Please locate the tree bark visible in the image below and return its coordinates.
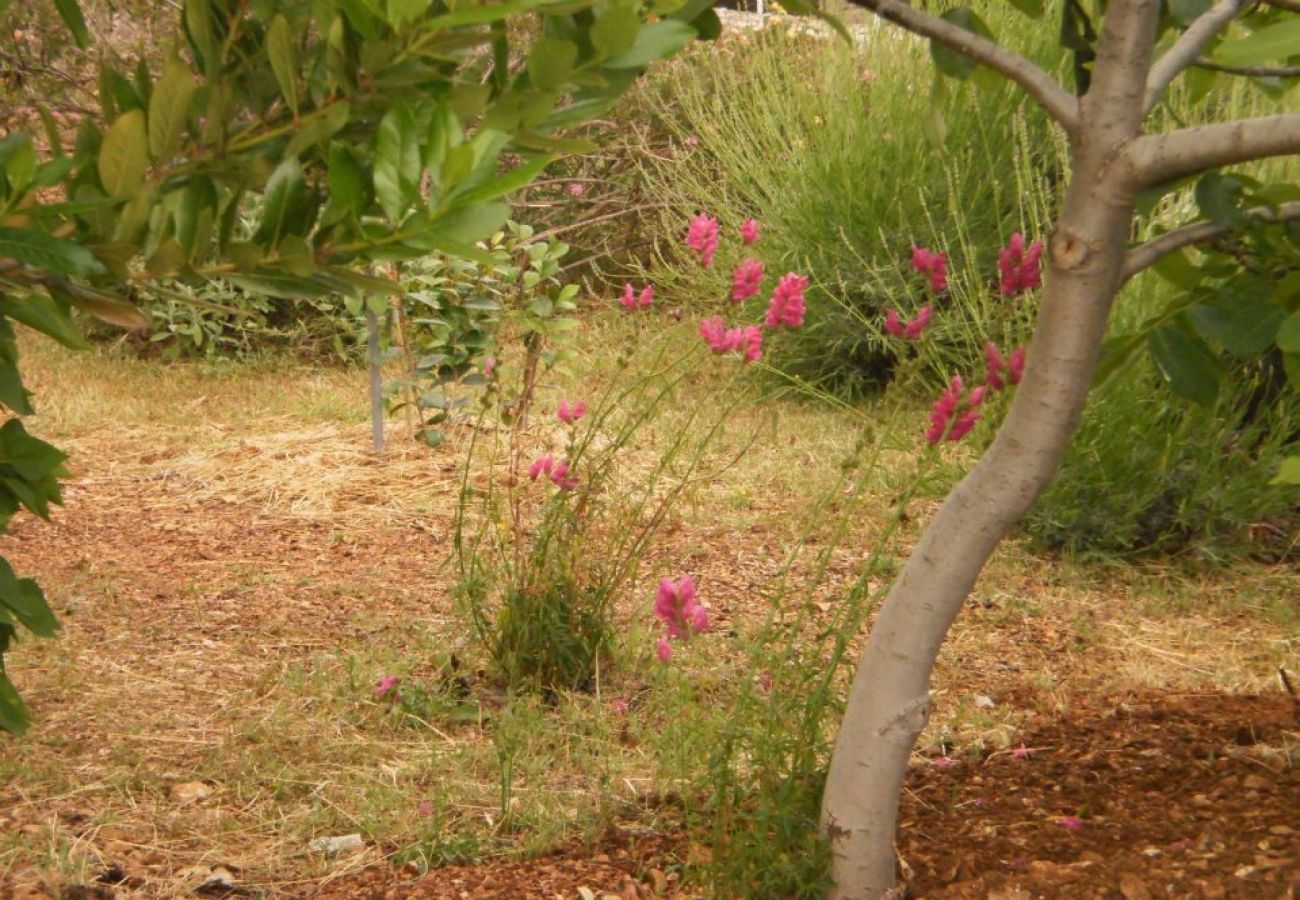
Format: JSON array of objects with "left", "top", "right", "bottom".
[{"left": 819, "top": 1, "right": 1162, "bottom": 895}]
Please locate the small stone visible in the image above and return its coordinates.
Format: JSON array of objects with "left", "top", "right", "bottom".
[
  {"left": 1119, "top": 873, "right": 1152, "bottom": 900},
  {"left": 169, "top": 781, "right": 210, "bottom": 804},
  {"left": 1234, "top": 865, "right": 1256, "bottom": 878},
  {"left": 974, "top": 694, "right": 995, "bottom": 709},
  {"left": 308, "top": 833, "right": 365, "bottom": 856}
]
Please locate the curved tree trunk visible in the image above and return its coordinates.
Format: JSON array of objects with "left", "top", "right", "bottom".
[{"left": 820, "top": 1, "right": 1162, "bottom": 895}]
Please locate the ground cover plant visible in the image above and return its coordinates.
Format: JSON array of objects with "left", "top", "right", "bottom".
[{"left": 1, "top": 0, "right": 1298, "bottom": 898}]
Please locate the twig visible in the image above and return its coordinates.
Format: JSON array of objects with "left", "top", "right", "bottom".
[
  {"left": 1120, "top": 200, "right": 1300, "bottom": 283},
  {"left": 1143, "top": 0, "right": 1247, "bottom": 114}
]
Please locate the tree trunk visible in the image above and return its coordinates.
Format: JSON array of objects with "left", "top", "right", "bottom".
[{"left": 820, "top": 2, "right": 1161, "bottom": 895}]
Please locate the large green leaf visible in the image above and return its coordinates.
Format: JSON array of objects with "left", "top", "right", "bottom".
[
  {"left": 254, "top": 157, "right": 306, "bottom": 247},
  {"left": 2, "top": 293, "right": 91, "bottom": 350},
  {"left": 1185, "top": 278, "right": 1285, "bottom": 357},
  {"left": 0, "top": 670, "right": 33, "bottom": 735},
  {"left": 52, "top": 0, "right": 90, "bottom": 48},
  {"left": 1215, "top": 17, "right": 1300, "bottom": 66},
  {"left": 0, "top": 228, "right": 106, "bottom": 277},
  {"left": 1277, "top": 312, "right": 1300, "bottom": 353},
  {"left": 591, "top": 0, "right": 640, "bottom": 58},
  {"left": 374, "top": 106, "right": 420, "bottom": 222},
  {"left": 267, "top": 15, "right": 300, "bottom": 118},
  {"left": 930, "top": 8, "right": 995, "bottom": 80},
  {"left": 1272, "top": 456, "right": 1300, "bottom": 486},
  {"left": 0, "top": 560, "right": 59, "bottom": 639},
  {"left": 452, "top": 155, "right": 555, "bottom": 207},
  {"left": 98, "top": 110, "right": 149, "bottom": 197},
  {"left": 1148, "top": 322, "right": 1223, "bottom": 407},
  {"left": 147, "top": 59, "right": 197, "bottom": 162},
  {"left": 528, "top": 37, "right": 578, "bottom": 91},
  {"left": 603, "top": 20, "right": 696, "bottom": 69}
]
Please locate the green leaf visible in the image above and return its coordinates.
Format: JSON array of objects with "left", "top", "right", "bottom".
[
  {"left": 147, "top": 59, "right": 197, "bottom": 162},
  {"left": 2, "top": 292, "right": 89, "bottom": 350},
  {"left": 603, "top": 20, "right": 696, "bottom": 69},
  {"left": 98, "top": 110, "right": 149, "bottom": 198},
  {"left": 591, "top": 1, "right": 641, "bottom": 58},
  {"left": 327, "top": 143, "right": 367, "bottom": 217},
  {"left": 0, "top": 559, "right": 59, "bottom": 638},
  {"left": 1277, "top": 311, "right": 1300, "bottom": 353},
  {"left": 387, "top": 0, "right": 432, "bottom": 27},
  {"left": 266, "top": 16, "right": 300, "bottom": 118},
  {"left": 453, "top": 155, "right": 554, "bottom": 207},
  {"left": 1184, "top": 278, "right": 1284, "bottom": 357},
  {"left": 54, "top": 286, "right": 149, "bottom": 330},
  {"left": 254, "top": 157, "right": 306, "bottom": 247},
  {"left": 422, "top": 0, "right": 551, "bottom": 30},
  {"left": 0, "top": 671, "right": 33, "bottom": 735},
  {"left": 0, "top": 228, "right": 106, "bottom": 277},
  {"left": 528, "top": 37, "right": 578, "bottom": 91},
  {"left": 1215, "top": 17, "right": 1300, "bottom": 67},
  {"left": 930, "top": 8, "right": 994, "bottom": 80},
  {"left": 374, "top": 105, "right": 420, "bottom": 223},
  {"left": 52, "top": 0, "right": 90, "bottom": 48},
  {"left": 1148, "top": 322, "right": 1222, "bottom": 407},
  {"left": 2, "top": 136, "right": 37, "bottom": 193},
  {"left": 1004, "top": 0, "right": 1044, "bottom": 18},
  {"left": 925, "top": 78, "right": 949, "bottom": 146},
  {"left": 1270, "top": 456, "right": 1300, "bottom": 486},
  {"left": 1195, "top": 171, "right": 1245, "bottom": 225}
]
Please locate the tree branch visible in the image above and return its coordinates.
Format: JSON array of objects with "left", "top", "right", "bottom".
[
  {"left": 1194, "top": 57, "right": 1300, "bottom": 78},
  {"left": 1121, "top": 200, "right": 1300, "bottom": 283},
  {"left": 842, "top": 0, "right": 1079, "bottom": 131},
  {"left": 1143, "top": 0, "right": 1247, "bottom": 115},
  {"left": 1123, "top": 114, "right": 1300, "bottom": 188},
  {"left": 1265, "top": 0, "right": 1300, "bottom": 12}
]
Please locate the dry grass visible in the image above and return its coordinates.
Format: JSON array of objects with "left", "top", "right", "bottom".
[{"left": 1, "top": 318, "right": 1296, "bottom": 897}]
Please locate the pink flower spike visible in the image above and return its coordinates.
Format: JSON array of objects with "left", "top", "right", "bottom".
[
  {"left": 690, "top": 603, "right": 710, "bottom": 634},
  {"left": 700, "top": 316, "right": 730, "bottom": 353},
  {"left": 998, "top": 233, "right": 1045, "bottom": 296},
  {"left": 557, "top": 399, "right": 587, "bottom": 425},
  {"left": 731, "top": 258, "right": 765, "bottom": 302},
  {"left": 620, "top": 282, "right": 637, "bottom": 311},
  {"left": 947, "top": 409, "right": 982, "bottom": 442},
  {"left": 1007, "top": 347, "right": 1026, "bottom": 384},
  {"left": 686, "top": 213, "right": 720, "bottom": 267},
  {"left": 741, "top": 324, "right": 763, "bottom": 364},
  {"left": 1057, "top": 815, "right": 1084, "bottom": 830},
  {"left": 985, "top": 341, "right": 1006, "bottom": 391},
  {"left": 967, "top": 385, "right": 986, "bottom": 407},
  {"left": 884, "top": 308, "right": 905, "bottom": 338},
  {"left": 375, "top": 675, "right": 400, "bottom": 700},
  {"left": 656, "top": 638, "right": 673, "bottom": 663},
  {"left": 925, "top": 376, "right": 965, "bottom": 445},
  {"left": 638, "top": 284, "right": 654, "bottom": 308},
  {"left": 549, "top": 461, "right": 578, "bottom": 491},
  {"left": 764, "top": 273, "right": 809, "bottom": 329},
  {"left": 528, "top": 454, "right": 555, "bottom": 481},
  {"left": 904, "top": 305, "right": 933, "bottom": 339},
  {"left": 741, "top": 218, "right": 760, "bottom": 245},
  {"left": 911, "top": 246, "right": 948, "bottom": 293}
]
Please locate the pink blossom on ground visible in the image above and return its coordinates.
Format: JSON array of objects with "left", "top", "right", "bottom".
[
  {"left": 998, "top": 233, "right": 1045, "bottom": 296},
  {"left": 638, "top": 284, "right": 654, "bottom": 308},
  {"left": 1057, "top": 815, "right": 1084, "bottom": 829},
  {"left": 528, "top": 454, "right": 555, "bottom": 480},
  {"left": 654, "top": 576, "right": 699, "bottom": 638},
  {"left": 764, "top": 273, "right": 809, "bottom": 328},
  {"left": 731, "top": 258, "right": 765, "bottom": 302},
  {"left": 549, "top": 461, "right": 578, "bottom": 491},
  {"left": 375, "top": 676, "right": 400, "bottom": 700},
  {"left": 1012, "top": 744, "right": 1031, "bottom": 760},
  {"left": 557, "top": 399, "right": 587, "bottom": 424},
  {"left": 910, "top": 246, "right": 948, "bottom": 293},
  {"left": 932, "top": 755, "right": 956, "bottom": 768},
  {"left": 656, "top": 638, "right": 673, "bottom": 663},
  {"left": 741, "top": 324, "right": 763, "bottom": 364},
  {"left": 686, "top": 213, "right": 720, "bottom": 267},
  {"left": 741, "top": 218, "right": 761, "bottom": 245},
  {"left": 1007, "top": 346, "right": 1026, "bottom": 384},
  {"left": 619, "top": 282, "right": 638, "bottom": 311},
  {"left": 903, "top": 305, "right": 932, "bottom": 339},
  {"left": 418, "top": 799, "right": 434, "bottom": 817},
  {"left": 483, "top": 356, "right": 496, "bottom": 378},
  {"left": 567, "top": 182, "right": 585, "bottom": 197},
  {"left": 610, "top": 698, "right": 630, "bottom": 714}
]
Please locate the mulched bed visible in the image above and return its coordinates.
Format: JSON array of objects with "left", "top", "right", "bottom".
[{"left": 296, "top": 691, "right": 1297, "bottom": 899}]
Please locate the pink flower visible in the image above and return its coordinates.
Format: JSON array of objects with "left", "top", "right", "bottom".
[
  {"left": 967, "top": 385, "right": 986, "bottom": 407},
  {"left": 1007, "top": 347, "right": 1026, "bottom": 385},
  {"left": 620, "top": 282, "right": 638, "bottom": 311},
  {"left": 904, "top": 305, "right": 932, "bottom": 339},
  {"left": 483, "top": 356, "right": 496, "bottom": 378},
  {"left": 947, "top": 409, "right": 982, "bottom": 442},
  {"left": 925, "top": 375, "right": 984, "bottom": 444},
  {"left": 375, "top": 675, "right": 400, "bottom": 700},
  {"left": 549, "top": 460, "right": 578, "bottom": 491},
  {"left": 654, "top": 575, "right": 709, "bottom": 640},
  {"left": 686, "top": 213, "right": 720, "bottom": 267},
  {"left": 528, "top": 454, "right": 555, "bottom": 480},
  {"left": 741, "top": 218, "right": 760, "bottom": 245},
  {"left": 985, "top": 341, "right": 1006, "bottom": 391},
  {"left": 610, "top": 698, "right": 630, "bottom": 714},
  {"left": 731, "top": 258, "right": 765, "bottom": 302},
  {"left": 1057, "top": 815, "right": 1084, "bottom": 830},
  {"left": 764, "top": 273, "right": 809, "bottom": 328},
  {"left": 418, "top": 799, "right": 434, "bottom": 816},
  {"left": 884, "top": 308, "right": 905, "bottom": 338},
  {"left": 638, "top": 284, "right": 654, "bottom": 308},
  {"left": 567, "top": 182, "right": 585, "bottom": 197},
  {"left": 998, "top": 233, "right": 1044, "bottom": 296},
  {"left": 1012, "top": 744, "right": 1031, "bottom": 760},
  {"left": 741, "top": 324, "right": 763, "bottom": 364},
  {"left": 700, "top": 315, "right": 731, "bottom": 352},
  {"left": 557, "top": 399, "right": 586, "bottom": 425},
  {"left": 656, "top": 638, "right": 673, "bottom": 663},
  {"left": 932, "top": 755, "right": 956, "bottom": 768},
  {"left": 910, "top": 246, "right": 948, "bottom": 293}
]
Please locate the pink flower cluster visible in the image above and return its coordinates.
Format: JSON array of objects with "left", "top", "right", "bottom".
[
  {"left": 926, "top": 375, "right": 985, "bottom": 444},
  {"left": 998, "top": 233, "right": 1044, "bottom": 296},
  {"left": 653, "top": 575, "right": 710, "bottom": 662},
  {"left": 731, "top": 258, "right": 764, "bottom": 302},
  {"left": 528, "top": 454, "right": 578, "bottom": 491},
  {"left": 764, "top": 273, "right": 808, "bottom": 329},
  {"left": 620, "top": 282, "right": 654, "bottom": 311},
  {"left": 984, "top": 341, "right": 1025, "bottom": 391},
  {"left": 884, "top": 305, "right": 932, "bottom": 340},
  {"left": 911, "top": 246, "right": 948, "bottom": 293},
  {"left": 741, "top": 218, "right": 760, "bottom": 245},
  {"left": 557, "top": 399, "right": 586, "bottom": 424},
  {"left": 700, "top": 316, "right": 764, "bottom": 363},
  {"left": 686, "top": 213, "right": 720, "bottom": 267},
  {"left": 375, "top": 675, "right": 400, "bottom": 701}
]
